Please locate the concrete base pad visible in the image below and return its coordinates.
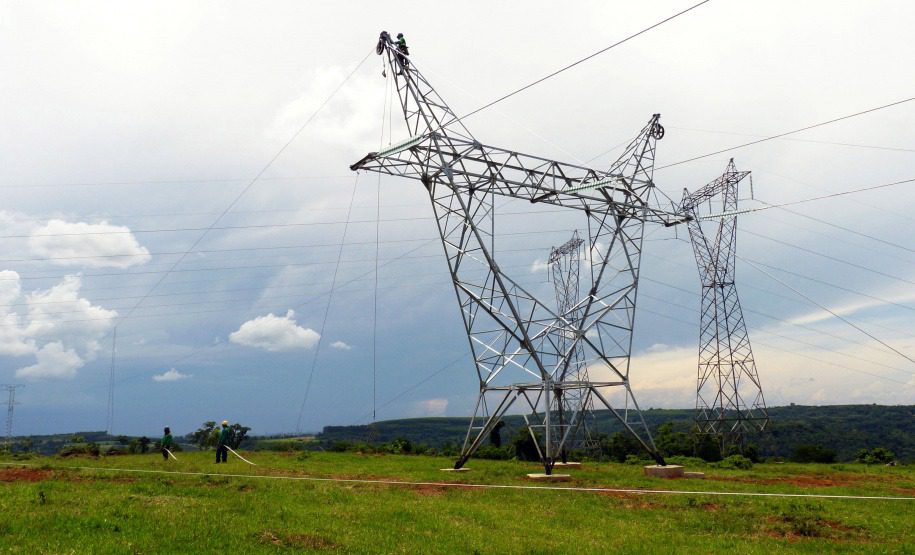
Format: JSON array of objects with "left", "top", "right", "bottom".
[
  {"left": 552, "top": 461, "right": 582, "bottom": 468},
  {"left": 643, "top": 464, "right": 685, "bottom": 478},
  {"left": 440, "top": 468, "right": 470, "bottom": 472},
  {"left": 526, "top": 473, "right": 571, "bottom": 481},
  {"left": 684, "top": 471, "right": 706, "bottom": 479}
]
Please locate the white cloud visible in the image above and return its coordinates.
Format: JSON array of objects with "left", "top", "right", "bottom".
[
  {"left": 0, "top": 273, "right": 117, "bottom": 379},
  {"left": 153, "top": 368, "right": 191, "bottom": 382},
  {"left": 414, "top": 398, "right": 448, "bottom": 417},
  {"left": 29, "top": 219, "right": 151, "bottom": 268},
  {"left": 229, "top": 309, "right": 320, "bottom": 352},
  {"left": 330, "top": 340, "right": 352, "bottom": 351},
  {"left": 15, "top": 341, "right": 83, "bottom": 379}
]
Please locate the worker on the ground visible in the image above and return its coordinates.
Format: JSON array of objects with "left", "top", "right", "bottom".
[
  {"left": 161, "top": 426, "right": 173, "bottom": 460},
  {"left": 215, "top": 420, "right": 229, "bottom": 463},
  {"left": 395, "top": 33, "right": 409, "bottom": 68}
]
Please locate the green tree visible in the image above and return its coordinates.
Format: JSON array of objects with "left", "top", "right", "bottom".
[
  {"left": 510, "top": 427, "right": 540, "bottom": 461},
  {"left": 489, "top": 421, "right": 506, "bottom": 448},
  {"left": 192, "top": 421, "right": 218, "bottom": 450},
  {"left": 226, "top": 423, "right": 251, "bottom": 449},
  {"left": 138, "top": 437, "right": 151, "bottom": 454}
]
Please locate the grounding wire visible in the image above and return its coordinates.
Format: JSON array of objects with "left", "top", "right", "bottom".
[
  {"left": 454, "top": 0, "right": 712, "bottom": 123},
  {"left": 658, "top": 96, "right": 915, "bottom": 170}
]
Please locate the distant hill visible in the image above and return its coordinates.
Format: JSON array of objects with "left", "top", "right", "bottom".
[{"left": 318, "top": 404, "right": 915, "bottom": 462}]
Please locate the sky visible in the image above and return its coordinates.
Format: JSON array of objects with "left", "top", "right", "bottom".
[{"left": 1, "top": 1, "right": 914, "bottom": 437}]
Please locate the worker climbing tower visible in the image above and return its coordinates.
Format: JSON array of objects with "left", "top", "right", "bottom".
[
  {"left": 680, "top": 159, "right": 768, "bottom": 444},
  {"left": 352, "top": 31, "right": 685, "bottom": 473}
]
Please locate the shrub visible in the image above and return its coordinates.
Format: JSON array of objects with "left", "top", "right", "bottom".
[{"left": 713, "top": 454, "right": 753, "bottom": 470}]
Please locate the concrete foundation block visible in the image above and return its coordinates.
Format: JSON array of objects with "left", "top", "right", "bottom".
[
  {"left": 552, "top": 461, "right": 582, "bottom": 469},
  {"left": 643, "top": 464, "right": 685, "bottom": 478},
  {"left": 684, "top": 471, "right": 706, "bottom": 479},
  {"left": 440, "top": 467, "right": 470, "bottom": 472},
  {"left": 526, "top": 473, "right": 571, "bottom": 481}
]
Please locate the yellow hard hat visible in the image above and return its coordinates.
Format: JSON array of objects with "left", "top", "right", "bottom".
[{"left": 222, "top": 420, "right": 229, "bottom": 426}]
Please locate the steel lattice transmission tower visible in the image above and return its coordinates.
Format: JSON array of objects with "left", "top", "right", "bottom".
[
  {"left": 548, "top": 231, "right": 598, "bottom": 457},
  {"left": 3, "top": 384, "right": 23, "bottom": 448},
  {"left": 680, "top": 159, "right": 768, "bottom": 440},
  {"left": 352, "top": 32, "right": 685, "bottom": 473}
]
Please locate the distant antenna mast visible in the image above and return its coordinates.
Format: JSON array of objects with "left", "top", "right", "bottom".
[
  {"left": 680, "top": 159, "right": 768, "bottom": 443},
  {"left": 3, "top": 384, "right": 24, "bottom": 448},
  {"left": 106, "top": 326, "right": 117, "bottom": 434}
]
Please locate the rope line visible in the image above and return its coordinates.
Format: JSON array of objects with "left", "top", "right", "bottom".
[{"left": 0, "top": 462, "right": 910, "bottom": 502}]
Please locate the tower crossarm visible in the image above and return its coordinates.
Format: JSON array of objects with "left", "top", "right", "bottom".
[{"left": 351, "top": 132, "right": 684, "bottom": 225}]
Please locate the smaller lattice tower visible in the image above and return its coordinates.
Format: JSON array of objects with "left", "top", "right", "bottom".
[
  {"left": 548, "top": 231, "right": 598, "bottom": 456},
  {"left": 680, "top": 159, "right": 768, "bottom": 445}
]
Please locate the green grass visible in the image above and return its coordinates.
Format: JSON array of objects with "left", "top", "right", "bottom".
[{"left": 0, "top": 451, "right": 912, "bottom": 554}]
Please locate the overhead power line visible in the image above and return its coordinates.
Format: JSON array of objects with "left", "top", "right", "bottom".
[
  {"left": 659, "top": 96, "right": 915, "bottom": 169},
  {"left": 457, "top": 0, "right": 711, "bottom": 122},
  {"left": 698, "top": 176, "right": 915, "bottom": 221},
  {"left": 742, "top": 257, "right": 915, "bottom": 367}
]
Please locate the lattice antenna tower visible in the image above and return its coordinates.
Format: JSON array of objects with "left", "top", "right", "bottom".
[
  {"left": 3, "top": 384, "right": 23, "bottom": 448},
  {"left": 548, "top": 231, "right": 598, "bottom": 456},
  {"left": 680, "top": 159, "right": 768, "bottom": 444},
  {"left": 352, "top": 32, "right": 686, "bottom": 473}
]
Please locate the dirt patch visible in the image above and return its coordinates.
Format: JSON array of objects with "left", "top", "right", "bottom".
[
  {"left": 286, "top": 533, "right": 338, "bottom": 550},
  {"left": 0, "top": 468, "right": 52, "bottom": 482},
  {"left": 259, "top": 530, "right": 338, "bottom": 550},
  {"left": 892, "top": 487, "right": 915, "bottom": 495},
  {"left": 762, "top": 515, "right": 867, "bottom": 542},
  {"left": 411, "top": 484, "right": 448, "bottom": 496}
]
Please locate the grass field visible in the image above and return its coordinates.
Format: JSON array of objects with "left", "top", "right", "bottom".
[{"left": 1, "top": 451, "right": 913, "bottom": 554}]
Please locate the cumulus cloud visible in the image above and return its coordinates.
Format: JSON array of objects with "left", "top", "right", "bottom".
[
  {"left": 16, "top": 341, "right": 83, "bottom": 379},
  {"left": 330, "top": 340, "right": 352, "bottom": 351},
  {"left": 414, "top": 398, "right": 448, "bottom": 417},
  {"left": 29, "top": 219, "right": 151, "bottom": 268},
  {"left": 153, "top": 368, "right": 191, "bottom": 382},
  {"left": 229, "top": 309, "right": 320, "bottom": 352},
  {"left": 0, "top": 272, "right": 116, "bottom": 379}
]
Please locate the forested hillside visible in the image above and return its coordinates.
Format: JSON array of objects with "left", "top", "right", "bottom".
[{"left": 318, "top": 404, "right": 915, "bottom": 462}]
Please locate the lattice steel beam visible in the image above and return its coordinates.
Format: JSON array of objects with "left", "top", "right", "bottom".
[
  {"left": 352, "top": 31, "right": 686, "bottom": 472},
  {"left": 680, "top": 159, "right": 768, "bottom": 442}
]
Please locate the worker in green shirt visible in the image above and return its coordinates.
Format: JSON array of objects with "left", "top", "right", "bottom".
[
  {"left": 161, "top": 427, "right": 173, "bottom": 460},
  {"left": 395, "top": 33, "right": 409, "bottom": 69},
  {"left": 215, "top": 420, "right": 229, "bottom": 463}
]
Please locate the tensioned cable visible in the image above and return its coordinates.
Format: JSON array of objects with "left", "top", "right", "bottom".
[
  {"left": 697, "top": 176, "right": 915, "bottom": 221},
  {"left": 114, "top": 49, "right": 374, "bottom": 326},
  {"left": 455, "top": 0, "right": 711, "bottom": 122},
  {"left": 742, "top": 257, "right": 915, "bottom": 367},
  {"left": 1, "top": 462, "right": 912, "bottom": 502},
  {"left": 658, "top": 96, "right": 915, "bottom": 169},
  {"left": 637, "top": 304, "right": 914, "bottom": 387},
  {"left": 296, "top": 175, "right": 361, "bottom": 434},
  {"left": 668, "top": 125, "right": 915, "bottom": 154}
]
